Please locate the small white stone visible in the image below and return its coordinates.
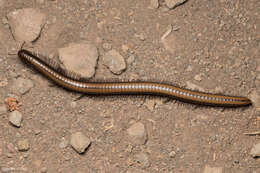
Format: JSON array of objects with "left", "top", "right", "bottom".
[
  {"left": 17, "top": 139, "right": 30, "bottom": 151},
  {"left": 58, "top": 42, "right": 98, "bottom": 79},
  {"left": 70, "top": 132, "right": 91, "bottom": 154},
  {"left": 7, "top": 8, "right": 46, "bottom": 42},
  {"left": 9, "top": 111, "right": 22, "bottom": 127},
  {"left": 103, "top": 49, "right": 126, "bottom": 75},
  {"left": 149, "top": 0, "right": 159, "bottom": 9},
  {"left": 165, "top": 0, "right": 188, "bottom": 9},
  {"left": 10, "top": 77, "right": 34, "bottom": 95},
  {"left": 127, "top": 122, "right": 147, "bottom": 145},
  {"left": 250, "top": 143, "right": 260, "bottom": 157}
]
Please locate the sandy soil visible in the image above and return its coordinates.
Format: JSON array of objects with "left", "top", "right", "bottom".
[{"left": 0, "top": 0, "right": 260, "bottom": 172}]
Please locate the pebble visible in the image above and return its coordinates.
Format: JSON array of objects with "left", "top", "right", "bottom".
[
  {"left": 10, "top": 77, "right": 34, "bottom": 95},
  {"left": 102, "top": 42, "right": 112, "bottom": 51},
  {"left": 203, "top": 165, "right": 223, "bottom": 173},
  {"left": 17, "top": 139, "right": 30, "bottom": 151},
  {"left": 250, "top": 143, "right": 260, "bottom": 157},
  {"left": 6, "top": 8, "right": 46, "bottom": 42},
  {"left": 135, "top": 153, "right": 150, "bottom": 168},
  {"left": 127, "top": 122, "right": 147, "bottom": 145},
  {"left": 194, "top": 74, "right": 202, "bottom": 81},
  {"left": 165, "top": 0, "right": 188, "bottom": 9},
  {"left": 127, "top": 54, "right": 136, "bottom": 65},
  {"left": 41, "top": 167, "right": 47, "bottom": 173},
  {"left": 169, "top": 150, "right": 177, "bottom": 158},
  {"left": 58, "top": 42, "right": 98, "bottom": 79},
  {"left": 9, "top": 110, "right": 22, "bottom": 127},
  {"left": 70, "top": 132, "right": 91, "bottom": 154},
  {"left": 149, "top": 0, "right": 159, "bottom": 9},
  {"left": 103, "top": 49, "right": 126, "bottom": 75},
  {"left": 0, "top": 105, "right": 7, "bottom": 115}
]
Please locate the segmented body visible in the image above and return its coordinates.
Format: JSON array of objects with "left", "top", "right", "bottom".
[{"left": 18, "top": 49, "right": 251, "bottom": 107}]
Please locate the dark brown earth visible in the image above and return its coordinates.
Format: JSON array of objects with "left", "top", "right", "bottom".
[{"left": 0, "top": 0, "right": 260, "bottom": 172}]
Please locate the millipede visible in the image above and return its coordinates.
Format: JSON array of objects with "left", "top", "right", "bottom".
[{"left": 18, "top": 49, "right": 252, "bottom": 107}]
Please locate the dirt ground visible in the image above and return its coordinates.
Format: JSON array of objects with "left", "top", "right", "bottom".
[{"left": 0, "top": 0, "right": 260, "bottom": 172}]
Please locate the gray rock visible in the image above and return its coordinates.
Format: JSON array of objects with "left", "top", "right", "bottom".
[
  {"left": 127, "top": 122, "right": 147, "bottom": 145},
  {"left": 70, "top": 132, "right": 91, "bottom": 154},
  {"left": 103, "top": 49, "right": 126, "bottom": 75},
  {"left": 17, "top": 139, "right": 30, "bottom": 151},
  {"left": 250, "top": 143, "right": 260, "bottom": 157},
  {"left": 150, "top": 0, "right": 159, "bottom": 9},
  {"left": 10, "top": 77, "right": 34, "bottom": 95},
  {"left": 135, "top": 153, "right": 150, "bottom": 168},
  {"left": 165, "top": 0, "right": 188, "bottom": 9},
  {"left": 7, "top": 8, "right": 46, "bottom": 42},
  {"left": 203, "top": 165, "right": 223, "bottom": 173},
  {"left": 0, "top": 105, "right": 7, "bottom": 115},
  {"left": 58, "top": 42, "right": 98, "bottom": 79},
  {"left": 9, "top": 110, "right": 22, "bottom": 127}
]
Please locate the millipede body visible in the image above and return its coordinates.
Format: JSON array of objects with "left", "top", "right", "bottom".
[{"left": 18, "top": 49, "right": 252, "bottom": 107}]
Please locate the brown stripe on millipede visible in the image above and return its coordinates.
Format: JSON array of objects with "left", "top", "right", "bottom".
[{"left": 18, "top": 49, "right": 252, "bottom": 107}]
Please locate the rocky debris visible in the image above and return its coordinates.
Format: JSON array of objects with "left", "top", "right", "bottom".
[
  {"left": 0, "top": 77, "right": 8, "bottom": 87},
  {"left": 194, "top": 74, "right": 202, "bottom": 81},
  {"left": 135, "top": 33, "right": 146, "bottom": 41},
  {"left": 103, "top": 49, "right": 126, "bottom": 75},
  {"left": 7, "top": 8, "right": 46, "bottom": 42},
  {"left": 10, "top": 77, "right": 34, "bottom": 95},
  {"left": 203, "top": 165, "right": 223, "bottom": 173},
  {"left": 165, "top": 0, "right": 188, "bottom": 9},
  {"left": 58, "top": 42, "right": 98, "bottom": 79},
  {"left": 0, "top": 105, "right": 7, "bottom": 115},
  {"left": 135, "top": 153, "right": 150, "bottom": 168},
  {"left": 249, "top": 90, "right": 260, "bottom": 110},
  {"left": 127, "top": 54, "right": 136, "bottom": 65},
  {"left": 102, "top": 42, "right": 112, "bottom": 51},
  {"left": 250, "top": 143, "right": 260, "bottom": 157},
  {"left": 17, "top": 139, "right": 30, "bottom": 151},
  {"left": 70, "top": 132, "right": 91, "bottom": 154},
  {"left": 127, "top": 122, "right": 147, "bottom": 145},
  {"left": 169, "top": 150, "right": 177, "bottom": 158},
  {"left": 149, "top": 0, "right": 159, "bottom": 9},
  {"left": 40, "top": 167, "right": 47, "bottom": 173},
  {"left": 9, "top": 110, "right": 22, "bottom": 127}
]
